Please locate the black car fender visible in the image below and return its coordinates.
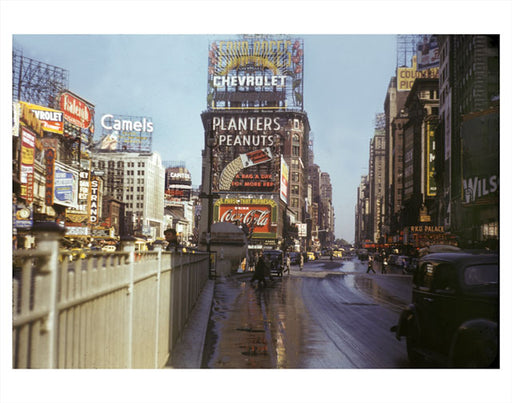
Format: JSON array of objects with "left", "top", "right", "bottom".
[
  {"left": 392, "top": 304, "right": 419, "bottom": 340},
  {"left": 449, "top": 319, "right": 498, "bottom": 367}
]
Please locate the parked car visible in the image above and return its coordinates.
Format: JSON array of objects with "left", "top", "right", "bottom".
[{"left": 391, "top": 252, "right": 499, "bottom": 367}]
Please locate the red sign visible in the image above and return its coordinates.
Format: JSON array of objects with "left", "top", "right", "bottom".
[
  {"left": 59, "top": 92, "right": 92, "bottom": 129},
  {"left": 218, "top": 204, "right": 274, "bottom": 234}
]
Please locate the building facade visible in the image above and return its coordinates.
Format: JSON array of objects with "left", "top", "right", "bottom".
[
  {"left": 199, "top": 36, "right": 312, "bottom": 252},
  {"left": 92, "top": 151, "right": 165, "bottom": 240}
]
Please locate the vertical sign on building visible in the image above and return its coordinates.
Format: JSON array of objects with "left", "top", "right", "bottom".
[
  {"left": 45, "top": 148, "right": 56, "bottom": 205},
  {"left": 89, "top": 176, "right": 99, "bottom": 224},
  {"left": 20, "top": 127, "right": 35, "bottom": 202},
  {"left": 280, "top": 155, "right": 289, "bottom": 204},
  {"left": 427, "top": 121, "right": 436, "bottom": 196}
]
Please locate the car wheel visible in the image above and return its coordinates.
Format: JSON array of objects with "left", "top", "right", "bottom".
[
  {"left": 406, "top": 320, "right": 424, "bottom": 364},
  {"left": 451, "top": 336, "right": 498, "bottom": 368}
]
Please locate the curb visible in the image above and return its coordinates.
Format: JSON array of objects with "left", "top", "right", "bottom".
[{"left": 165, "top": 279, "right": 215, "bottom": 368}]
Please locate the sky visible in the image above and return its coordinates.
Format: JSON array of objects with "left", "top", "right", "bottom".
[
  {"left": 2, "top": 2, "right": 512, "bottom": 403},
  {"left": 10, "top": 34, "right": 396, "bottom": 242}
]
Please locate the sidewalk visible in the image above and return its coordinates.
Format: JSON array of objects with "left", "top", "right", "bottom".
[{"left": 165, "top": 279, "right": 215, "bottom": 368}]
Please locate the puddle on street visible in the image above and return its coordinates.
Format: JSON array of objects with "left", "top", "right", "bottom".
[
  {"left": 204, "top": 276, "right": 322, "bottom": 369},
  {"left": 353, "top": 275, "right": 408, "bottom": 310}
]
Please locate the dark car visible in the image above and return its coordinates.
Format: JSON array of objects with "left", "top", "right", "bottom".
[
  {"left": 288, "top": 251, "right": 301, "bottom": 265},
  {"left": 391, "top": 252, "right": 498, "bottom": 368},
  {"left": 357, "top": 249, "right": 369, "bottom": 260},
  {"left": 262, "top": 249, "right": 284, "bottom": 277}
]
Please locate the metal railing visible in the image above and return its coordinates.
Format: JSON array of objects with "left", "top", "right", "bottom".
[{"left": 12, "top": 227, "right": 210, "bottom": 369}]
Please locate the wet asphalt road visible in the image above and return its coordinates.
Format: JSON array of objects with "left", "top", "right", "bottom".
[{"left": 202, "top": 257, "right": 413, "bottom": 369}]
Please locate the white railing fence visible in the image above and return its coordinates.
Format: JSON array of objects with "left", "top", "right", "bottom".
[{"left": 12, "top": 226, "right": 210, "bottom": 369}]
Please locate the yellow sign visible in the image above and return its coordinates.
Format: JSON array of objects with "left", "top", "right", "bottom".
[{"left": 397, "top": 56, "right": 439, "bottom": 92}]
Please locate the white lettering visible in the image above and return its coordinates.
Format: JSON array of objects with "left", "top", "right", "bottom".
[
  {"left": 463, "top": 175, "right": 499, "bottom": 203},
  {"left": 101, "top": 114, "right": 154, "bottom": 133},
  {"left": 212, "top": 116, "right": 281, "bottom": 132},
  {"left": 212, "top": 75, "right": 287, "bottom": 88}
]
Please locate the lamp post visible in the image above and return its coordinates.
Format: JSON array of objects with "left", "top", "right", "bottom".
[{"left": 202, "top": 135, "right": 219, "bottom": 278}]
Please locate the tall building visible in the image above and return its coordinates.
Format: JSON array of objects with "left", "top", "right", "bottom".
[
  {"left": 438, "top": 35, "right": 499, "bottom": 245},
  {"left": 92, "top": 151, "right": 165, "bottom": 239},
  {"left": 354, "top": 175, "right": 370, "bottom": 247},
  {"left": 199, "top": 36, "right": 311, "bottom": 252},
  {"left": 401, "top": 78, "right": 439, "bottom": 245},
  {"left": 319, "top": 172, "right": 335, "bottom": 245},
  {"left": 369, "top": 113, "right": 386, "bottom": 243},
  {"left": 384, "top": 76, "right": 409, "bottom": 242}
]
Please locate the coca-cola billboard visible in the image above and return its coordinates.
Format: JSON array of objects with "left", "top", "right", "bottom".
[
  {"left": 215, "top": 198, "right": 277, "bottom": 237},
  {"left": 59, "top": 91, "right": 93, "bottom": 129}
]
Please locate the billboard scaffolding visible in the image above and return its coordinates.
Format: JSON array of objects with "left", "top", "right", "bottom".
[
  {"left": 396, "top": 35, "right": 424, "bottom": 68},
  {"left": 12, "top": 49, "right": 69, "bottom": 108}
]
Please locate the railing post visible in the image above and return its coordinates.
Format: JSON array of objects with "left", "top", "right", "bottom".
[
  {"left": 121, "top": 235, "right": 135, "bottom": 368},
  {"left": 32, "top": 222, "right": 65, "bottom": 369},
  {"left": 152, "top": 240, "right": 164, "bottom": 368}
]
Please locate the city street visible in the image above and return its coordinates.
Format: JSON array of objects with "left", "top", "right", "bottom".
[{"left": 202, "top": 256, "right": 413, "bottom": 369}]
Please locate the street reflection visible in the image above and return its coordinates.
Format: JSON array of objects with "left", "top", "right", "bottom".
[{"left": 204, "top": 259, "right": 410, "bottom": 368}]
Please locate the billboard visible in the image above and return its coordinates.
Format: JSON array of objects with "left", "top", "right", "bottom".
[
  {"left": 416, "top": 35, "right": 440, "bottom": 71},
  {"left": 98, "top": 114, "right": 153, "bottom": 152},
  {"left": 207, "top": 36, "right": 304, "bottom": 111},
  {"left": 214, "top": 198, "right": 278, "bottom": 238},
  {"left": 209, "top": 114, "right": 305, "bottom": 193},
  {"left": 165, "top": 167, "right": 192, "bottom": 201},
  {"left": 20, "top": 102, "right": 64, "bottom": 134},
  {"left": 59, "top": 91, "right": 95, "bottom": 154},
  {"left": 53, "top": 162, "right": 79, "bottom": 208},
  {"left": 60, "top": 91, "right": 93, "bottom": 129},
  {"left": 397, "top": 56, "right": 439, "bottom": 91}
]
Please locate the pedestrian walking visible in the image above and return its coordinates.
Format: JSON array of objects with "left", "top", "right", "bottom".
[
  {"left": 250, "top": 254, "right": 267, "bottom": 287},
  {"left": 299, "top": 253, "right": 304, "bottom": 271},
  {"left": 379, "top": 251, "right": 387, "bottom": 274},
  {"left": 366, "top": 254, "right": 376, "bottom": 273},
  {"left": 284, "top": 253, "right": 291, "bottom": 275}
]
